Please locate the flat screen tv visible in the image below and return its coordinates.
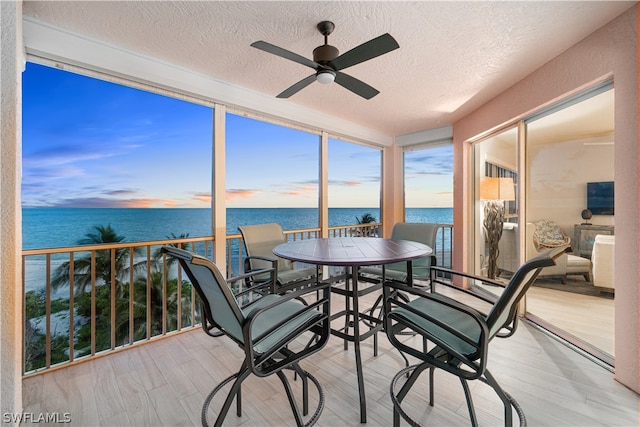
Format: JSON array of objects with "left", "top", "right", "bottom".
[{"left": 587, "top": 181, "right": 614, "bottom": 215}]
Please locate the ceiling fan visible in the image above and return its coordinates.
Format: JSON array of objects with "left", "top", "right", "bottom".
[{"left": 251, "top": 21, "right": 399, "bottom": 100}]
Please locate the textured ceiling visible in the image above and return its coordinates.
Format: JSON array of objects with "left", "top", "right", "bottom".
[{"left": 22, "top": 1, "right": 633, "bottom": 137}]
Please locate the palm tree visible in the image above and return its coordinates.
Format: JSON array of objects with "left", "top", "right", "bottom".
[
  {"left": 51, "top": 224, "right": 144, "bottom": 295},
  {"left": 356, "top": 213, "right": 378, "bottom": 237},
  {"left": 114, "top": 270, "right": 196, "bottom": 343},
  {"left": 151, "top": 233, "right": 191, "bottom": 266},
  {"left": 356, "top": 213, "right": 377, "bottom": 224}
]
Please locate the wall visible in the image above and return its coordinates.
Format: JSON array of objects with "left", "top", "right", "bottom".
[
  {"left": 0, "top": 0, "right": 24, "bottom": 418},
  {"left": 453, "top": 6, "right": 638, "bottom": 392},
  {"left": 527, "top": 134, "right": 615, "bottom": 235}
]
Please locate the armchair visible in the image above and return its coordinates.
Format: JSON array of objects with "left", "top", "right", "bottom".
[
  {"left": 498, "top": 222, "right": 590, "bottom": 283},
  {"left": 528, "top": 222, "right": 590, "bottom": 283},
  {"left": 161, "top": 246, "right": 330, "bottom": 427},
  {"left": 382, "top": 246, "right": 567, "bottom": 426},
  {"left": 239, "top": 223, "right": 319, "bottom": 293}
]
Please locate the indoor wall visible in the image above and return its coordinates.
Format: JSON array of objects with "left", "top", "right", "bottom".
[{"left": 526, "top": 133, "right": 614, "bottom": 233}]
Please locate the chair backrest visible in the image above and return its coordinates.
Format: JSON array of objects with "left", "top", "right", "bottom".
[
  {"left": 486, "top": 246, "right": 567, "bottom": 338},
  {"left": 161, "top": 246, "right": 244, "bottom": 342},
  {"left": 238, "top": 223, "right": 293, "bottom": 271},
  {"left": 389, "top": 222, "right": 439, "bottom": 278}
]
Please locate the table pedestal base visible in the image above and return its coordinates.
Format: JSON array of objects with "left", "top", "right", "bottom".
[{"left": 329, "top": 267, "right": 383, "bottom": 424}]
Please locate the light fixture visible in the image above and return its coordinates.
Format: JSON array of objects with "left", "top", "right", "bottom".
[
  {"left": 480, "top": 177, "right": 516, "bottom": 279},
  {"left": 316, "top": 70, "right": 336, "bottom": 85}
]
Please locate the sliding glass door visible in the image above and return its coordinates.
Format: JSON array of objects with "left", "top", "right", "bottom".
[
  {"left": 524, "top": 87, "right": 615, "bottom": 363},
  {"left": 469, "top": 83, "right": 615, "bottom": 364}
]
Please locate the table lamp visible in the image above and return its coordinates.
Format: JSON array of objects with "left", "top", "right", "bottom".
[{"left": 480, "top": 177, "right": 516, "bottom": 279}]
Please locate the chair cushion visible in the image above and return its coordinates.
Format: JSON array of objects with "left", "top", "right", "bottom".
[
  {"left": 359, "top": 266, "right": 408, "bottom": 282},
  {"left": 566, "top": 254, "right": 590, "bottom": 270},
  {"left": 533, "top": 219, "right": 569, "bottom": 248},
  {"left": 277, "top": 266, "right": 317, "bottom": 285},
  {"left": 241, "top": 295, "right": 322, "bottom": 355},
  {"left": 391, "top": 295, "right": 483, "bottom": 358}
]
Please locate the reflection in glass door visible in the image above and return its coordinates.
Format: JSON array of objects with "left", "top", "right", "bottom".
[{"left": 471, "top": 128, "right": 518, "bottom": 280}]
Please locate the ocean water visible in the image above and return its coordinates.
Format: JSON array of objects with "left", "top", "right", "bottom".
[
  {"left": 23, "top": 207, "right": 452, "bottom": 297},
  {"left": 23, "top": 207, "right": 453, "bottom": 250}
]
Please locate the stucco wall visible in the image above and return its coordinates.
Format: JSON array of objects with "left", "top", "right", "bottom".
[
  {"left": 453, "top": 6, "right": 638, "bottom": 392},
  {"left": 0, "top": 0, "right": 24, "bottom": 418}
]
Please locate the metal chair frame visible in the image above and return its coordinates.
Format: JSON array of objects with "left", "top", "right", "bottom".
[
  {"left": 162, "top": 246, "right": 330, "bottom": 427},
  {"left": 382, "top": 247, "right": 568, "bottom": 427}
]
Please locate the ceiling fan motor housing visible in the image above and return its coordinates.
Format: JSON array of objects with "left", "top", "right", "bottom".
[{"left": 313, "top": 44, "right": 339, "bottom": 65}]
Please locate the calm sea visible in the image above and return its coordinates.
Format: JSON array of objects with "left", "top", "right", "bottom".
[
  {"left": 22, "top": 207, "right": 452, "bottom": 250},
  {"left": 23, "top": 207, "right": 452, "bottom": 296}
]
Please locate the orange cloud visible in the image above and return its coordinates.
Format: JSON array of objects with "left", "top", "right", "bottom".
[
  {"left": 281, "top": 185, "right": 317, "bottom": 197},
  {"left": 117, "top": 198, "right": 176, "bottom": 208},
  {"left": 193, "top": 192, "right": 211, "bottom": 204},
  {"left": 226, "top": 189, "right": 260, "bottom": 201}
]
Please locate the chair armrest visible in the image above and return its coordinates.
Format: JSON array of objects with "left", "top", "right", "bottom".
[
  {"left": 383, "top": 281, "right": 489, "bottom": 379},
  {"left": 244, "top": 255, "right": 278, "bottom": 265},
  {"left": 430, "top": 266, "right": 503, "bottom": 306},
  {"left": 229, "top": 266, "right": 277, "bottom": 296},
  {"left": 384, "top": 280, "right": 489, "bottom": 323},
  {"left": 239, "top": 257, "right": 279, "bottom": 292},
  {"left": 242, "top": 282, "right": 331, "bottom": 375},
  {"left": 227, "top": 266, "right": 276, "bottom": 286}
]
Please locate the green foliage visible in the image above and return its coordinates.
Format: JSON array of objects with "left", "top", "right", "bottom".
[
  {"left": 25, "top": 289, "right": 69, "bottom": 318},
  {"left": 24, "top": 225, "right": 197, "bottom": 372},
  {"left": 23, "top": 290, "right": 72, "bottom": 371},
  {"left": 356, "top": 213, "right": 377, "bottom": 224}
]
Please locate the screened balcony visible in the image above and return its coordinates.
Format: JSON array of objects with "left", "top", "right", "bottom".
[{"left": 21, "top": 266, "right": 638, "bottom": 426}]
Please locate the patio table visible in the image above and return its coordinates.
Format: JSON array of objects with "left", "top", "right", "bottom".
[{"left": 273, "top": 237, "right": 432, "bottom": 423}]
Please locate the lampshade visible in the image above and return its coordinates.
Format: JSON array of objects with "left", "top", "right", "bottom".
[
  {"left": 316, "top": 70, "right": 336, "bottom": 85},
  {"left": 480, "top": 177, "right": 515, "bottom": 201}
]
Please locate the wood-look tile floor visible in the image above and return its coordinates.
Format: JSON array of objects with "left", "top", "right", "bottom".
[{"left": 22, "top": 288, "right": 638, "bottom": 426}]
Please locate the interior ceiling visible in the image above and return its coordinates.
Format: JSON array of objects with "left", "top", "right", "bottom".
[{"left": 22, "top": 1, "right": 632, "bottom": 138}]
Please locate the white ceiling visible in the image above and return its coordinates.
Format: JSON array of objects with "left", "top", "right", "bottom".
[{"left": 22, "top": 1, "right": 633, "bottom": 138}]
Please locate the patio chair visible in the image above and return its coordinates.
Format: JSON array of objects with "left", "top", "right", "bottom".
[
  {"left": 382, "top": 246, "right": 567, "bottom": 427},
  {"left": 359, "top": 223, "right": 439, "bottom": 351},
  {"left": 161, "top": 246, "right": 330, "bottom": 427},
  {"left": 239, "top": 223, "right": 319, "bottom": 293},
  {"left": 359, "top": 222, "right": 439, "bottom": 284}
]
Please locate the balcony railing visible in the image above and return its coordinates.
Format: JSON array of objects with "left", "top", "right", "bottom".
[{"left": 21, "top": 223, "right": 452, "bottom": 376}]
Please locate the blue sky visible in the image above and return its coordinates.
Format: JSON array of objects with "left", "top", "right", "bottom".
[{"left": 22, "top": 62, "right": 452, "bottom": 208}]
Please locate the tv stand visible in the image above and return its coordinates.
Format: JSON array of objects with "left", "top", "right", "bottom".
[{"left": 573, "top": 224, "right": 614, "bottom": 258}]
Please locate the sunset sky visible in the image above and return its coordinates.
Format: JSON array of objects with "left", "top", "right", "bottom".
[{"left": 22, "top": 62, "right": 452, "bottom": 208}]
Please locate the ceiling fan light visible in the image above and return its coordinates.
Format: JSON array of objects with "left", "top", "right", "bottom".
[{"left": 316, "top": 71, "right": 336, "bottom": 85}]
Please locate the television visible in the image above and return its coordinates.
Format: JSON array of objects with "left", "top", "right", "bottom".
[{"left": 587, "top": 181, "right": 614, "bottom": 215}]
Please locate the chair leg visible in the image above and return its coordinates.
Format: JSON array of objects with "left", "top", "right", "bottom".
[
  {"left": 291, "top": 363, "right": 309, "bottom": 415},
  {"left": 236, "top": 384, "right": 242, "bottom": 417},
  {"left": 390, "top": 363, "right": 432, "bottom": 427},
  {"left": 202, "top": 365, "right": 251, "bottom": 427},
  {"left": 482, "top": 369, "right": 524, "bottom": 427},
  {"left": 276, "top": 368, "right": 325, "bottom": 427},
  {"left": 374, "top": 331, "right": 378, "bottom": 357},
  {"left": 344, "top": 270, "right": 351, "bottom": 350},
  {"left": 429, "top": 366, "right": 435, "bottom": 406},
  {"left": 460, "top": 377, "right": 479, "bottom": 427}
]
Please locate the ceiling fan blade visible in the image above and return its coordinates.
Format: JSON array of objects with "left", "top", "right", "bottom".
[
  {"left": 330, "top": 33, "right": 399, "bottom": 71},
  {"left": 277, "top": 74, "right": 317, "bottom": 98},
  {"left": 251, "top": 41, "right": 320, "bottom": 70},
  {"left": 334, "top": 72, "right": 379, "bottom": 100}
]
